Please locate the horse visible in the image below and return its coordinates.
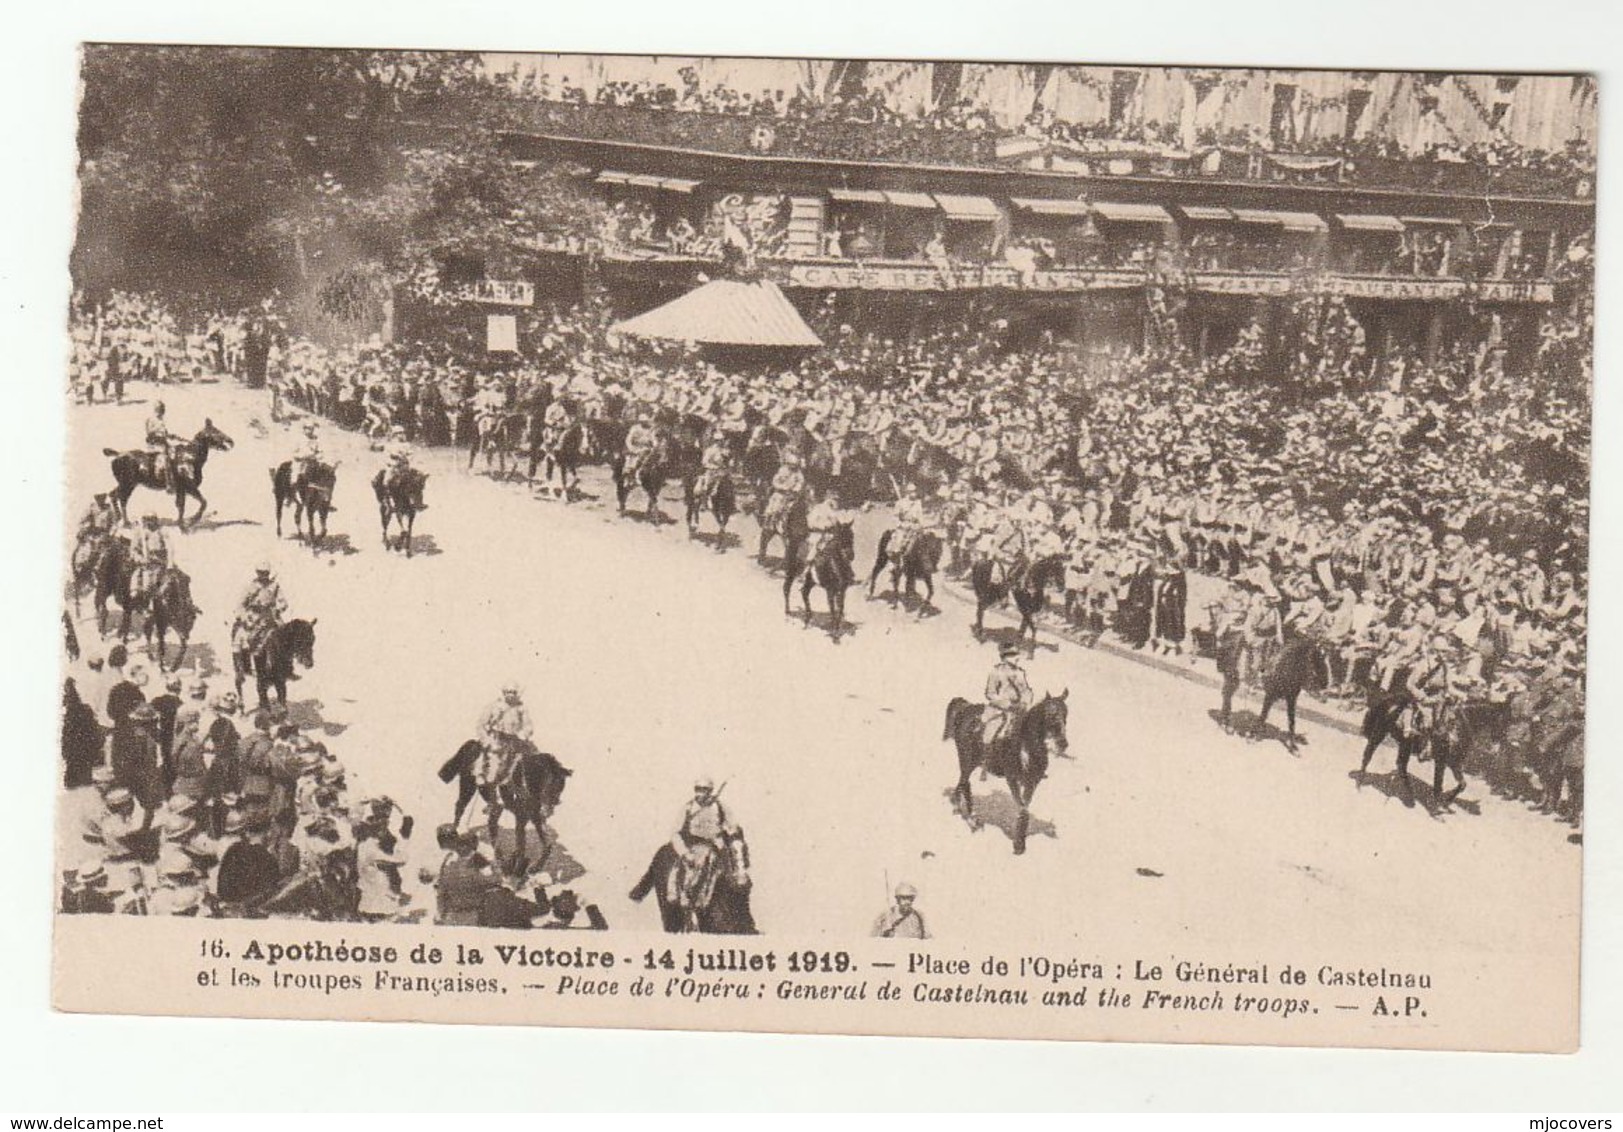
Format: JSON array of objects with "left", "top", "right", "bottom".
[
  {"left": 144, "top": 566, "right": 199, "bottom": 672},
  {"left": 969, "top": 554, "right": 1067, "bottom": 645},
  {"left": 469, "top": 410, "right": 527, "bottom": 478},
  {"left": 684, "top": 469, "right": 737, "bottom": 541},
  {"left": 1359, "top": 693, "right": 1468, "bottom": 811},
  {"left": 867, "top": 529, "right": 944, "bottom": 612},
  {"left": 104, "top": 420, "right": 234, "bottom": 529},
  {"left": 1219, "top": 634, "right": 1330, "bottom": 753},
  {"left": 757, "top": 492, "right": 808, "bottom": 565},
  {"left": 785, "top": 521, "right": 855, "bottom": 633},
  {"left": 740, "top": 432, "right": 784, "bottom": 511},
  {"left": 942, "top": 690, "right": 1069, "bottom": 855},
  {"left": 437, "top": 740, "right": 573, "bottom": 876},
  {"left": 68, "top": 529, "right": 114, "bottom": 616},
  {"left": 91, "top": 538, "right": 148, "bottom": 644},
  {"left": 232, "top": 618, "right": 317, "bottom": 710},
  {"left": 629, "top": 836, "right": 757, "bottom": 934},
  {"left": 371, "top": 466, "right": 428, "bottom": 556},
  {"left": 271, "top": 460, "right": 338, "bottom": 546},
  {"left": 616, "top": 434, "right": 682, "bottom": 521}
]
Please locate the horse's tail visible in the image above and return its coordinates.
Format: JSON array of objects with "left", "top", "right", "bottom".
[
  {"left": 102, "top": 448, "right": 122, "bottom": 458},
  {"left": 438, "top": 739, "right": 482, "bottom": 785},
  {"left": 969, "top": 558, "right": 993, "bottom": 596},
  {"left": 872, "top": 528, "right": 894, "bottom": 575},
  {"left": 943, "top": 696, "right": 971, "bottom": 741},
  {"left": 629, "top": 844, "right": 671, "bottom": 903}
]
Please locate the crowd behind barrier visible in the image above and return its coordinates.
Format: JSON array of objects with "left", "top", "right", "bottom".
[
  {"left": 67, "top": 285, "right": 1588, "bottom": 824},
  {"left": 460, "top": 78, "right": 1594, "bottom": 197}
]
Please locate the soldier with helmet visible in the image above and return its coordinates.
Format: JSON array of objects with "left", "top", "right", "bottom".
[
  {"left": 872, "top": 881, "right": 930, "bottom": 939},
  {"left": 232, "top": 561, "right": 287, "bottom": 658}
]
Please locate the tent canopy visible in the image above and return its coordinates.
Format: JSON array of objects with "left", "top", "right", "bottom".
[{"left": 611, "top": 280, "right": 823, "bottom": 349}]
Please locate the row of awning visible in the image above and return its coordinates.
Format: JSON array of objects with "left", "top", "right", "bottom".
[{"left": 593, "top": 169, "right": 1454, "bottom": 233}]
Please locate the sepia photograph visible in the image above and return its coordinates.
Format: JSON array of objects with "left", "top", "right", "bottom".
[{"left": 48, "top": 38, "right": 1595, "bottom": 1056}]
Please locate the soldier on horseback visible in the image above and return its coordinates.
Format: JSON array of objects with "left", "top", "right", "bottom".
[
  {"left": 983, "top": 641, "right": 1033, "bottom": 753},
  {"left": 129, "top": 513, "right": 170, "bottom": 597},
  {"left": 232, "top": 562, "right": 287, "bottom": 659},
  {"left": 474, "top": 681, "right": 533, "bottom": 795},
  {"left": 763, "top": 448, "right": 806, "bottom": 529},
  {"left": 894, "top": 482, "right": 928, "bottom": 563},
  {"left": 694, "top": 431, "right": 733, "bottom": 502},
  {"left": 805, "top": 491, "right": 847, "bottom": 559},
  {"left": 1402, "top": 633, "right": 1457, "bottom": 756},
  {"left": 623, "top": 411, "right": 660, "bottom": 485},
  {"left": 541, "top": 396, "right": 575, "bottom": 450},
  {"left": 293, "top": 421, "right": 335, "bottom": 509},
  {"left": 77, "top": 492, "right": 119, "bottom": 544},
  {"left": 382, "top": 425, "right": 425, "bottom": 510},
  {"left": 668, "top": 776, "right": 739, "bottom": 912},
  {"left": 145, "top": 400, "right": 179, "bottom": 488}
]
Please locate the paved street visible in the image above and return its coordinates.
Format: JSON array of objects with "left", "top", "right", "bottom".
[{"left": 63, "top": 380, "right": 1580, "bottom": 958}]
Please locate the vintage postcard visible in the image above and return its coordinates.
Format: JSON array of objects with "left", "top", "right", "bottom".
[{"left": 55, "top": 47, "right": 1592, "bottom": 1051}]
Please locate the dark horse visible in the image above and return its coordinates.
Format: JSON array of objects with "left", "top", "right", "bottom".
[
  {"left": 271, "top": 460, "right": 338, "bottom": 545},
  {"left": 1359, "top": 693, "right": 1468, "bottom": 811},
  {"left": 629, "top": 837, "right": 757, "bottom": 934},
  {"left": 92, "top": 543, "right": 199, "bottom": 671},
  {"left": 969, "top": 554, "right": 1067, "bottom": 645},
  {"left": 684, "top": 469, "right": 737, "bottom": 542},
  {"left": 372, "top": 467, "right": 428, "bottom": 556},
  {"left": 232, "top": 618, "right": 317, "bottom": 710},
  {"left": 785, "top": 521, "right": 855, "bottom": 635},
  {"left": 942, "top": 690, "right": 1070, "bottom": 855},
  {"left": 437, "top": 740, "right": 573, "bottom": 875},
  {"left": 469, "top": 410, "right": 528, "bottom": 478},
  {"left": 867, "top": 529, "right": 944, "bottom": 612},
  {"left": 104, "top": 420, "right": 234, "bottom": 528},
  {"left": 757, "top": 493, "right": 808, "bottom": 565},
  {"left": 1218, "top": 634, "right": 1330, "bottom": 753}
]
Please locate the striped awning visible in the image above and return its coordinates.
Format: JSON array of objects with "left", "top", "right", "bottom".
[
  {"left": 1179, "top": 205, "right": 1235, "bottom": 222},
  {"left": 1010, "top": 197, "right": 1092, "bottom": 217},
  {"left": 597, "top": 171, "right": 700, "bottom": 193},
  {"left": 1401, "top": 215, "right": 1464, "bottom": 227},
  {"left": 1091, "top": 201, "right": 1173, "bottom": 224},
  {"left": 1336, "top": 214, "right": 1405, "bottom": 232},
  {"left": 933, "top": 194, "right": 1001, "bottom": 222},
  {"left": 1231, "top": 208, "right": 1328, "bottom": 232},
  {"left": 659, "top": 177, "right": 702, "bottom": 194},
  {"left": 884, "top": 190, "right": 939, "bottom": 210},
  {"left": 596, "top": 170, "right": 633, "bottom": 186},
  {"left": 829, "top": 188, "right": 888, "bottom": 205},
  {"left": 611, "top": 280, "right": 822, "bottom": 349}
]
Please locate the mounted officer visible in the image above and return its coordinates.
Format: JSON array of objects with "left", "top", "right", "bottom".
[
  {"left": 474, "top": 681, "right": 533, "bottom": 793},
  {"left": 623, "top": 410, "right": 660, "bottom": 485},
  {"left": 893, "top": 481, "right": 928, "bottom": 563},
  {"left": 145, "top": 400, "right": 179, "bottom": 488},
  {"left": 695, "top": 430, "right": 733, "bottom": 502},
  {"left": 763, "top": 447, "right": 806, "bottom": 531},
  {"left": 129, "top": 512, "right": 170, "bottom": 597},
  {"left": 232, "top": 561, "right": 287, "bottom": 659},
  {"left": 668, "top": 775, "right": 740, "bottom": 912},
  {"left": 983, "top": 641, "right": 1033, "bottom": 755}
]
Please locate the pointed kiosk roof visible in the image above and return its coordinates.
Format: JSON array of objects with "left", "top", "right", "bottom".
[{"left": 611, "top": 279, "right": 822, "bottom": 349}]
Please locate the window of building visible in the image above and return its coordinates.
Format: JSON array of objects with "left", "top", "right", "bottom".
[
  {"left": 1271, "top": 83, "right": 1299, "bottom": 146},
  {"left": 1343, "top": 88, "right": 1372, "bottom": 141},
  {"left": 1109, "top": 70, "right": 1140, "bottom": 128}
]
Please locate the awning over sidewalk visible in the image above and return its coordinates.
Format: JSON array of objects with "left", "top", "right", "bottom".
[
  {"left": 1091, "top": 201, "right": 1174, "bottom": 224},
  {"left": 1336, "top": 213, "right": 1406, "bottom": 232},
  {"left": 933, "top": 193, "right": 1002, "bottom": 222},
  {"left": 1010, "top": 197, "right": 1092, "bottom": 217},
  {"left": 611, "top": 280, "right": 823, "bottom": 349},
  {"left": 1230, "top": 208, "right": 1329, "bottom": 232}
]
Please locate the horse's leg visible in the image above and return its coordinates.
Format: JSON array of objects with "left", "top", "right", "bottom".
[
  {"left": 1220, "top": 673, "right": 1238, "bottom": 730},
  {"left": 921, "top": 570, "right": 935, "bottom": 613},
  {"left": 1358, "top": 722, "right": 1383, "bottom": 781},
  {"left": 404, "top": 510, "right": 415, "bottom": 558},
  {"left": 800, "top": 571, "right": 815, "bottom": 625},
  {"left": 866, "top": 550, "right": 886, "bottom": 598},
  {"left": 1285, "top": 692, "right": 1300, "bottom": 752},
  {"left": 1254, "top": 694, "right": 1274, "bottom": 741},
  {"left": 1394, "top": 740, "right": 1416, "bottom": 806},
  {"left": 453, "top": 776, "right": 475, "bottom": 830},
  {"left": 1012, "top": 788, "right": 1030, "bottom": 856}
]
